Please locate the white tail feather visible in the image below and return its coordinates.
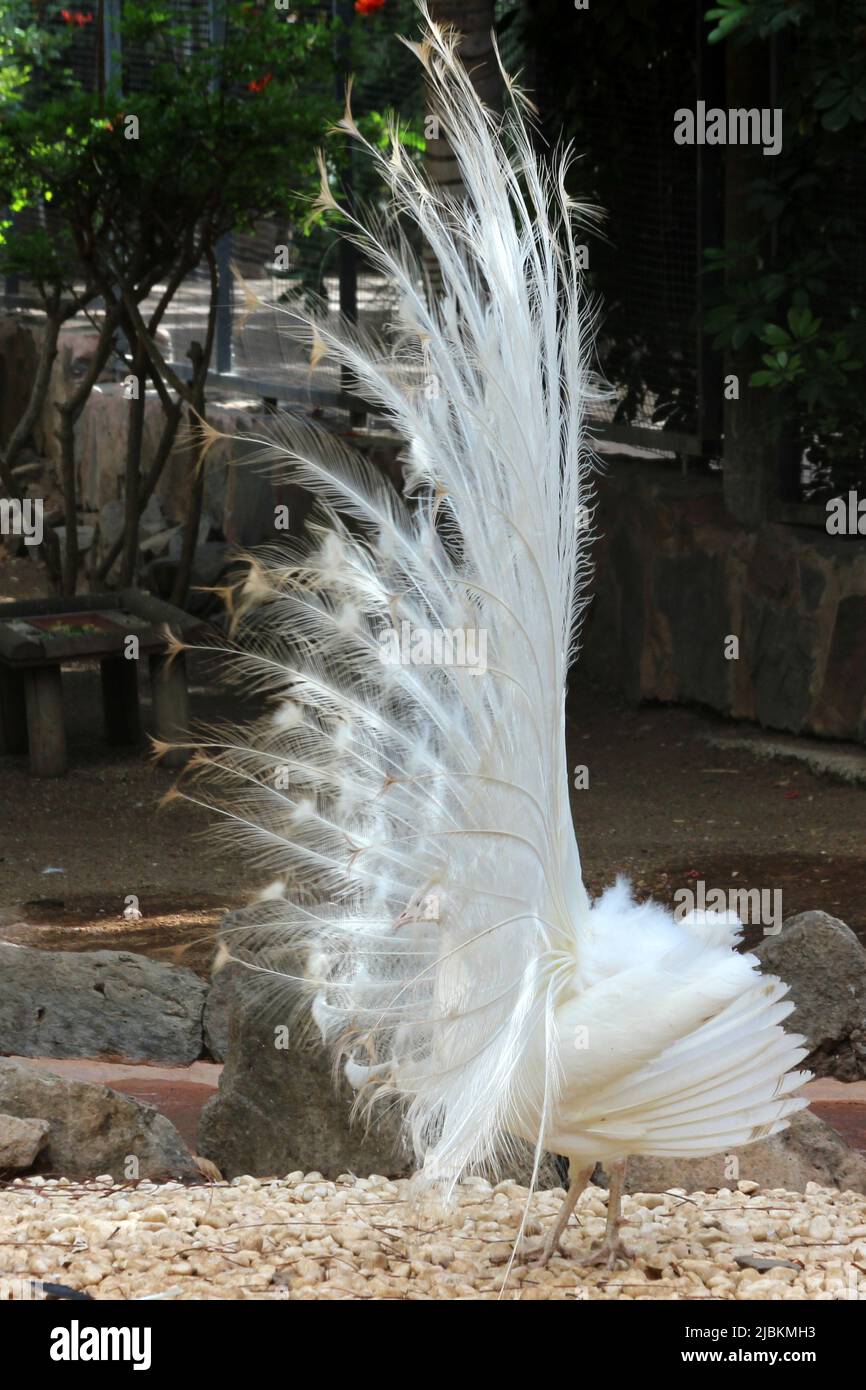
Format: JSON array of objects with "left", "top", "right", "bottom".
[{"left": 191, "top": 5, "right": 808, "bottom": 1191}]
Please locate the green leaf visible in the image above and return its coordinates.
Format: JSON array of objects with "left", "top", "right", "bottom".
[
  {"left": 762, "top": 323, "right": 792, "bottom": 347},
  {"left": 822, "top": 102, "right": 852, "bottom": 132},
  {"left": 814, "top": 80, "right": 849, "bottom": 110}
]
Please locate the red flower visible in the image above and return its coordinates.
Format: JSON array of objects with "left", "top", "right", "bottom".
[
  {"left": 248, "top": 73, "right": 273, "bottom": 94},
  {"left": 61, "top": 8, "right": 93, "bottom": 25},
  {"left": 355, "top": 0, "right": 386, "bottom": 14}
]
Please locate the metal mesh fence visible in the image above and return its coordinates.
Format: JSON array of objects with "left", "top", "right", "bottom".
[
  {"left": 523, "top": 0, "right": 707, "bottom": 457},
  {"left": 220, "top": 0, "right": 425, "bottom": 424},
  {"left": 777, "top": 28, "right": 866, "bottom": 499}
]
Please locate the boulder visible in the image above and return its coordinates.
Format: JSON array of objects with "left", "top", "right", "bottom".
[
  {"left": 755, "top": 911, "right": 866, "bottom": 1080},
  {"left": 200, "top": 966, "right": 564, "bottom": 1187},
  {"left": 0, "top": 943, "right": 207, "bottom": 1066},
  {"left": 52, "top": 523, "right": 95, "bottom": 556},
  {"left": 622, "top": 1109, "right": 866, "bottom": 1196},
  {"left": 0, "top": 1111, "right": 50, "bottom": 1172},
  {"left": 74, "top": 381, "right": 166, "bottom": 512},
  {"left": 92, "top": 494, "right": 171, "bottom": 579},
  {"left": 202, "top": 964, "right": 236, "bottom": 1064},
  {"left": 139, "top": 525, "right": 182, "bottom": 559},
  {"left": 0, "top": 1059, "right": 197, "bottom": 1179},
  {"left": 197, "top": 956, "right": 410, "bottom": 1179},
  {"left": 95, "top": 498, "right": 126, "bottom": 554}
]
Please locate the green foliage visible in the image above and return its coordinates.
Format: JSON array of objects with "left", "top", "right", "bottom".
[
  {"left": 0, "top": 6, "right": 65, "bottom": 105},
  {"left": 0, "top": 0, "right": 335, "bottom": 299},
  {"left": 702, "top": 0, "right": 866, "bottom": 492}
]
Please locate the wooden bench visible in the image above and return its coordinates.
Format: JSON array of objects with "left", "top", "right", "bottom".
[{"left": 0, "top": 589, "right": 210, "bottom": 777}]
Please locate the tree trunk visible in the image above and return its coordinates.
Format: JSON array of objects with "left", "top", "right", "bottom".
[
  {"left": 170, "top": 248, "right": 220, "bottom": 607},
  {"left": 54, "top": 309, "right": 121, "bottom": 595},
  {"left": 170, "top": 343, "right": 207, "bottom": 608},
  {"left": 0, "top": 310, "right": 63, "bottom": 498},
  {"left": 422, "top": 1, "right": 501, "bottom": 291},
  {"left": 424, "top": 0, "right": 501, "bottom": 198},
  {"left": 95, "top": 254, "right": 194, "bottom": 584},
  {"left": 94, "top": 364, "right": 183, "bottom": 584},
  {"left": 119, "top": 337, "right": 148, "bottom": 587}
]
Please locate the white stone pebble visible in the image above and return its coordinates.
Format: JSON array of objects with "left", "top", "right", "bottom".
[
  {"left": 809, "top": 1214, "right": 834, "bottom": 1242},
  {"left": 0, "top": 1172, "right": 863, "bottom": 1300}
]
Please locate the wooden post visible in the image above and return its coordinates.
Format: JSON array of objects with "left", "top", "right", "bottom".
[
  {"left": 149, "top": 650, "right": 189, "bottom": 766},
  {"left": 0, "top": 667, "right": 28, "bottom": 754},
  {"left": 24, "top": 665, "right": 66, "bottom": 777},
  {"left": 100, "top": 655, "right": 142, "bottom": 745}
]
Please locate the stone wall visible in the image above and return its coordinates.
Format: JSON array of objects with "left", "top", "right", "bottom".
[{"left": 582, "top": 460, "right": 866, "bottom": 745}]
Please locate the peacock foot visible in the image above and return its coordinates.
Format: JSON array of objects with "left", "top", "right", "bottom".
[
  {"left": 524, "top": 1236, "right": 571, "bottom": 1268},
  {"left": 489, "top": 1237, "right": 560, "bottom": 1268},
  {"left": 578, "top": 1234, "right": 634, "bottom": 1270}
]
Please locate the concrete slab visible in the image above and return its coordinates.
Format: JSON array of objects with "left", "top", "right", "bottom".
[{"left": 705, "top": 732, "right": 866, "bottom": 786}]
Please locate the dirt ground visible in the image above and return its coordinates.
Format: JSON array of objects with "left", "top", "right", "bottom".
[
  {"left": 567, "top": 683, "right": 866, "bottom": 950},
  {"left": 1, "top": 549, "right": 865, "bottom": 966}
]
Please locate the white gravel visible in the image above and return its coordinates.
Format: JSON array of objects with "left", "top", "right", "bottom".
[{"left": 1, "top": 1172, "right": 864, "bottom": 1300}]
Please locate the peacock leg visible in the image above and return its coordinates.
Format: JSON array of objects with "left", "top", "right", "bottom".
[
  {"left": 530, "top": 1161, "right": 594, "bottom": 1266},
  {"left": 578, "top": 1156, "right": 634, "bottom": 1268}
]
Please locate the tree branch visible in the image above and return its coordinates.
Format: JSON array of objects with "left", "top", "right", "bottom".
[{"left": 171, "top": 245, "right": 220, "bottom": 606}]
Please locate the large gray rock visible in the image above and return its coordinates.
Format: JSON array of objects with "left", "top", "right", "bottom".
[
  {"left": 0, "top": 1111, "right": 50, "bottom": 1172},
  {"left": 623, "top": 1110, "right": 866, "bottom": 1195},
  {"left": 198, "top": 964, "right": 564, "bottom": 1182},
  {"left": 0, "top": 943, "right": 207, "bottom": 1065},
  {"left": 0, "top": 1059, "right": 197, "bottom": 1179},
  {"left": 754, "top": 911, "right": 866, "bottom": 1080},
  {"left": 197, "top": 960, "right": 410, "bottom": 1179},
  {"left": 202, "top": 964, "right": 237, "bottom": 1063}
]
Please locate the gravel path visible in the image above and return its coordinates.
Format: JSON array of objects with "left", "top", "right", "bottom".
[{"left": 2, "top": 1172, "right": 865, "bottom": 1301}]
